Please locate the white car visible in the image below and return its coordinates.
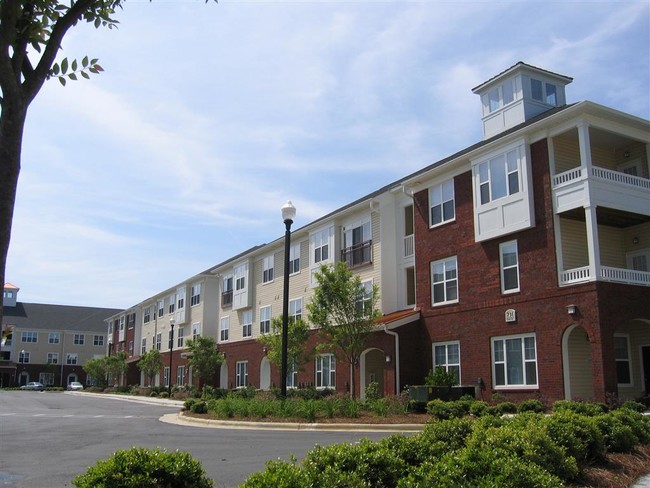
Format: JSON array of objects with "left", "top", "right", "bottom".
[
  {"left": 20, "top": 382, "right": 44, "bottom": 391},
  {"left": 67, "top": 381, "right": 84, "bottom": 391}
]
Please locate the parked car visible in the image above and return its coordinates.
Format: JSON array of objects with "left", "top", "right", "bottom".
[
  {"left": 67, "top": 381, "right": 84, "bottom": 391},
  {"left": 20, "top": 382, "right": 44, "bottom": 391}
]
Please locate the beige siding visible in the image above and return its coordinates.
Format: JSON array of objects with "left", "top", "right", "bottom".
[
  {"left": 598, "top": 225, "right": 626, "bottom": 268},
  {"left": 560, "top": 218, "right": 588, "bottom": 270},
  {"left": 567, "top": 326, "right": 595, "bottom": 401},
  {"left": 553, "top": 131, "right": 580, "bottom": 173}
]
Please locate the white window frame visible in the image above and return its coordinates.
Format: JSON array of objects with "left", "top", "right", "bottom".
[
  {"left": 429, "top": 179, "right": 455, "bottom": 227},
  {"left": 500, "top": 240, "right": 520, "bottom": 294},
  {"left": 220, "top": 316, "right": 230, "bottom": 342},
  {"left": 430, "top": 256, "right": 458, "bottom": 306},
  {"left": 48, "top": 333, "right": 60, "bottom": 344},
  {"left": 287, "top": 361, "right": 298, "bottom": 389},
  {"left": 316, "top": 354, "right": 336, "bottom": 389},
  {"left": 21, "top": 331, "right": 37, "bottom": 343},
  {"left": 432, "top": 341, "right": 461, "bottom": 383},
  {"left": 262, "top": 255, "right": 275, "bottom": 284},
  {"left": 289, "top": 242, "right": 301, "bottom": 275},
  {"left": 141, "top": 338, "right": 147, "bottom": 355},
  {"left": 155, "top": 333, "right": 162, "bottom": 351},
  {"left": 93, "top": 335, "right": 104, "bottom": 346},
  {"left": 626, "top": 248, "right": 649, "bottom": 272},
  {"left": 40, "top": 372, "right": 55, "bottom": 386},
  {"left": 164, "top": 367, "right": 170, "bottom": 387},
  {"left": 242, "top": 310, "right": 253, "bottom": 338},
  {"left": 289, "top": 297, "right": 302, "bottom": 323},
  {"left": 158, "top": 299, "right": 165, "bottom": 318},
  {"left": 192, "top": 322, "right": 200, "bottom": 341},
  {"left": 614, "top": 334, "right": 633, "bottom": 386},
  {"left": 18, "top": 350, "right": 30, "bottom": 363},
  {"left": 47, "top": 352, "right": 59, "bottom": 365},
  {"left": 66, "top": 353, "right": 79, "bottom": 365},
  {"left": 190, "top": 282, "right": 201, "bottom": 307},
  {"left": 177, "top": 327, "right": 184, "bottom": 348},
  {"left": 143, "top": 307, "right": 151, "bottom": 324},
  {"left": 478, "top": 148, "right": 520, "bottom": 205},
  {"left": 236, "top": 361, "right": 249, "bottom": 388},
  {"left": 492, "top": 333, "right": 538, "bottom": 389},
  {"left": 177, "top": 365, "right": 185, "bottom": 386},
  {"left": 177, "top": 287, "right": 186, "bottom": 311},
  {"left": 74, "top": 334, "right": 85, "bottom": 345},
  {"left": 259, "top": 305, "right": 271, "bottom": 334},
  {"left": 357, "top": 280, "right": 373, "bottom": 313},
  {"left": 310, "top": 225, "right": 334, "bottom": 286},
  {"left": 168, "top": 293, "right": 176, "bottom": 314}
]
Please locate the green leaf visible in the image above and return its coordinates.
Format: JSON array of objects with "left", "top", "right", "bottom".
[
  {"left": 58, "top": 77, "right": 66, "bottom": 87},
  {"left": 68, "top": 73, "right": 77, "bottom": 81},
  {"left": 82, "top": 56, "right": 89, "bottom": 68},
  {"left": 81, "top": 71, "right": 90, "bottom": 79},
  {"left": 51, "top": 64, "right": 60, "bottom": 75},
  {"left": 71, "top": 59, "right": 78, "bottom": 71},
  {"left": 60, "top": 58, "right": 68, "bottom": 74}
]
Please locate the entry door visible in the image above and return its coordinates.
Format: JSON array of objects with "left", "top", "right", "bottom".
[{"left": 642, "top": 346, "right": 650, "bottom": 396}]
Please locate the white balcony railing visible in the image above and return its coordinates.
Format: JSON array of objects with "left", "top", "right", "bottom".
[
  {"left": 404, "top": 234, "right": 414, "bottom": 258},
  {"left": 559, "top": 265, "right": 650, "bottom": 287},
  {"left": 552, "top": 165, "right": 650, "bottom": 190}
]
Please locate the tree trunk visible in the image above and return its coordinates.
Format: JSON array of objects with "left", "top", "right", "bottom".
[
  {"left": 0, "top": 99, "right": 28, "bottom": 326},
  {"left": 349, "top": 362, "right": 356, "bottom": 399}
]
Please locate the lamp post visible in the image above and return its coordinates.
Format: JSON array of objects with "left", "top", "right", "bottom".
[
  {"left": 280, "top": 200, "right": 296, "bottom": 399},
  {"left": 168, "top": 318, "right": 175, "bottom": 395}
]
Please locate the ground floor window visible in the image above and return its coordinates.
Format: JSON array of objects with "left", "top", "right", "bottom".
[
  {"left": 492, "top": 333, "right": 537, "bottom": 388},
  {"left": 177, "top": 365, "right": 185, "bottom": 386},
  {"left": 236, "top": 361, "right": 248, "bottom": 388},
  {"left": 316, "top": 354, "right": 336, "bottom": 388},
  {"left": 163, "top": 366, "right": 170, "bottom": 387},
  {"left": 39, "top": 372, "right": 55, "bottom": 386},
  {"left": 432, "top": 341, "right": 461, "bottom": 383},
  {"left": 287, "top": 362, "right": 298, "bottom": 389},
  {"left": 614, "top": 334, "right": 632, "bottom": 386}
]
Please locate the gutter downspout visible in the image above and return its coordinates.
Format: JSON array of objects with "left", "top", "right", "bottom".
[{"left": 383, "top": 325, "right": 400, "bottom": 394}]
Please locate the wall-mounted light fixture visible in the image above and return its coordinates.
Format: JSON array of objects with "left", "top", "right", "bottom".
[
  {"left": 385, "top": 355, "right": 391, "bottom": 363},
  {"left": 633, "top": 236, "right": 639, "bottom": 245},
  {"left": 567, "top": 304, "right": 577, "bottom": 315},
  {"left": 624, "top": 150, "right": 631, "bottom": 158}
]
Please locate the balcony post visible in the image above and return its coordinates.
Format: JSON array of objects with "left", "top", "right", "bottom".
[{"left": 584, "top": 205, "right": 601, "bottom": 281}]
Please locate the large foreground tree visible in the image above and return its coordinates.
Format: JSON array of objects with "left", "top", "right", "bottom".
[
  {"left": 307, "top": 262, "right": 381, "bottom": 398},
  {"left": 0, "top": 0, "right": 212, "bottom": 325}
]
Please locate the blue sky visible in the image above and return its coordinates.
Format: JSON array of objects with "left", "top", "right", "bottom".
[{"left": 6, "top": 0, "right": 649, "bottom": 308}]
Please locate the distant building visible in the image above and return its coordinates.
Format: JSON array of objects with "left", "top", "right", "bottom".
[
  {"left": 107, "top": 62, "right": 649, "bottom": 403},
  {"left": 1, "top": 283, "right": 121, "bottom": 388}
]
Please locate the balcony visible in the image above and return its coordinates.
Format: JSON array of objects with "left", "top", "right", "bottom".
[
  {"left": 221, "top": 290, "right": 233, "bottom": 308},
  {"left": 559, "top": 265, "right": 650, "bottom": 287},
  {"left": 404, "top": 234, "right": 414, "bottom": 259},
  {"left": 341, "top": 240, "right": 372, "bottom": 269}
]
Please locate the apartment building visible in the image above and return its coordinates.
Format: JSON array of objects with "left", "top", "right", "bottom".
[
  {"left": 1, "top": 283, "right": 120, "bottom": 387},
  {"left": 107, "top": 62, "right": 649, "bottom": 404}
]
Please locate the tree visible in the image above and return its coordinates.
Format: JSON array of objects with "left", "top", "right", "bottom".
[
  {"left": 0, "top": 0, "right": 213, "bottom": 328},
  {"left": 256, "top": 316, "right": 311, "bottom": 387},
  {"left": 137, "top": 348, "right": 163, "bottom": 387},
  {"left": 307, "top": 262, "right": 381, "bottom": 398},
  {"left": 185, "top": 336, "right": 223, "bottom": 390},
  {"left": 83, "top": 356, "right": 108, "bottom": 388},
  {"left": 104, "top": 351, "right": 127, "bottom": 386}
]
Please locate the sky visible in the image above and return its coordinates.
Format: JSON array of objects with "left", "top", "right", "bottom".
[{"left": 5, "top": 0, "right": 650, "bottom": 309}]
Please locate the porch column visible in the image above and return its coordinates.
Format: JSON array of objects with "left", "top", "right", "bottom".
[
  {"left": 577, "top": 121, "right": 593, "bottom": 175},
  {"left": 584, "top": 205, "right": 601, "bottom": 281}
]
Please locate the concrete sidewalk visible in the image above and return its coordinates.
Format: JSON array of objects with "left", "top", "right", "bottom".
[{"left": 633, "top": 474, "right": 650, "bottom": 488}]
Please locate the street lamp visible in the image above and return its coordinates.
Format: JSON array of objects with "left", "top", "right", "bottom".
[
  {"left": 280, "top": 200, "right": 296, "bottom": 399},
  {"left": 168, "top": 318, "right": 175, "bottom": 395}
]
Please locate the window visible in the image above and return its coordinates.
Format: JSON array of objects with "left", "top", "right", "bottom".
[
  {"left": 21, "top": 331, "right": 37, "bottom": 343},
  {"left": 431, "top": 256, "right": 458, "bottom": 305},
  {"left": 289, "top": 298, "right": 302, "bottom": 323},
  {"left": 47, "top": 352, "right": 59, "bottom": 365},
  {"left": 220, "top": 316, "right": 230, "bottom": 342},
  {"left": 259, "top": 305, "right": 271, "bottom": 334},
  {"left": 492, "top": 334, "right": 538, "bottom": 388},
  {"left": 156, "top": 333, "right": 162, "bottom": 351},
  {"left": 18, "top": 350, "right": 30, "bottom": 363},
  {"left": 177, "top": 287, "right": 185, "bottom": 311},
  {"left": 627, "top": 248, "right": 649, "bottom": 272},
  {"left": 429, "top": 179, "right": 455, "bottom": 227},
  {"left": 242, "top": 310, "right": 252, "bottom": 338},
  {"left": 500, "top": 240, "right": 520, "bottom": 293},
  {"left": 289, "top": 243, "right": 300, "bottom": 275},
  {"left": 141, "top": 338, "right": 147, "bottom": 355},
  {"left": 341, "top": 219, "right": 372, "bottom": 268},
  {"left": 190, "top": 282, "right": 201, "bottom": 306},
  {"left": 143, "top": 307, "right": 151, "bottom": 324},
  {"left": 222, "top": 276, "right": 233, "bottom": 307},
  {"left": 119, "top": 315, "right": 125, "bottom": 332},
  {"left": 192, "top": 323, "right": 200, "bottom": 341},
  {"left": 233, "top": 262, "right": 249, "bottom": 309},
  {"left": 316, "top": 354, "right": 336, "bottom": 388},
  {"left": 94, "top": 335, "right": 104, "bottom": 346},
  {"left": 74, "top": 334, "right": 84, "bottom": 345},
  {"left": 48, "top": 333, "right": 60, "bottom": 344},
  {"left": 164, "top": 367, "right": 170, "bottom": 387},
  {"left": 433, "top": 342, "right": 460, "bottom": 383},
  {"left": 287, "top": 361, "right": 298, "bottom": 389},
  {"left": 127, "top": 313, "right": 136, "bottom": 328},
  {"left": 66, "top": 353, "right": 79, "bottom": 365},
  {"left": 357, "top": 280, "right": 373, "bottom": 313},
  {"left": 312, "top": 228, "right": 330, "bottom": 265},
  {"left": 129, "top": 340, "right": 134, "bottom": 354},
  {"left": 40, "top": 373, "right": 55, "bottom": 386},
  {"left": 176, "top": 365, "right": 185, "bottom": 386},
  {"left": 614, "top": 335, "right": 632, "bottom": 385},
  {"left": 545, "top": 83, "right": 557, "bottom": 105},
  {"left": 478, "top": 149, "right": 520, "bottom": 205},
  {"left": 531, "top": 78, "right": 543, "bottom": 101},
  {"left": 177, "top": 327, "right": 184, "bottom": 348},
  {"left": 168, "top": 293, "right": 176, "bottom": 314},
  {"left": 263, "top": 255, "right": 274, "bottom": 283},
  {"left": 158, "top": 299, "right": 165, "bottom": 318},
  {"left": 482, "top": 78, "right": 517, "bottom": 114},
  {"left": 236, "top": 361, "right": 249, "bottom": 388}
]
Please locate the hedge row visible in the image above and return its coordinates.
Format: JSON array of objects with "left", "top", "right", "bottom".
[{"left": 242, "top": 406, "right": 650, "bottom": 487}]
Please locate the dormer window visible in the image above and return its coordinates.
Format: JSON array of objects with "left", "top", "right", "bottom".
[
  {"left": 484, "top": 78, "right": 517, "bottom": 115},
  {"left": 531, "top": 78, "right": 557, "bottom": 105}
]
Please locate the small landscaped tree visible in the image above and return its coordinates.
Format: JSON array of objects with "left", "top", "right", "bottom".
[
  {"left": 137, "top": 349, "right": 164, "bottom": 387},
  {"left": 83, "top": 357, "right": 108, "bottom": 388},
  {"left": 256, "top": 316, "right": 311, "bottom": 389},
  {"left": 307, "top": 262, "right": 381, "bottom": 398},
  {"left": 104, "top": 351, "right": 127, "bottom": 386},
  {"left": 185, "top": 336, "right": 224, "bottom": 391}
]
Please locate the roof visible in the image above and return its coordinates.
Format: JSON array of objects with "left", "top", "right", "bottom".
[
  {"left": 3, "top": 283, "right": 19, "bottom": 290},
  {"left": 471, "top": 61, "right": 573, "bottom": 93},
  {"left": 2, "top": 302, "right": 122, "bottom": 333},
  {"left": 375, "top": 308, "right": 421, "bottom": 329}
]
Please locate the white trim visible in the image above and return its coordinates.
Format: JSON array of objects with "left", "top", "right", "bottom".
[
  {"left": 499, "top": 240, "right": 520, "bottom": 294},
  {"left": 614, "top": 333, "right": 633, "bottom": 387},
  {"left": 491, "top": 332, "right": 538, "bottom": 390}
]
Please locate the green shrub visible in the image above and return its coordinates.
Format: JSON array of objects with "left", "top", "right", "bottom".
[
  {"left": 610, "top": 408, "right": 650, "bottom": 444},
  {"left": 426, "top": 399, "right": 467, "bottom": 420},
  {"left": 190, "top": 401, "right": 208, "bottom": 414},
  {"left": 71, "top": 447, "right": 213, "bottom": 488},
  {"left": 425, "top": 366, "right": 458, "bottom": 387},
  {"left": 365, "top": 381, "right": 380, "bottom": 401},
  {"left": 594, "top": 413, "right": 638, "bottom": 452},
  {"left": 469, "top": 400, "right": 489, "bottom": 417},
  {"left": 302, "top": 438, "right": 407, "bottom": 488},
  {"left": 541, "top": 411, "right": 605, "bottom": 463},
  {"left": 420, "top": 417, "right": 475, "bottom": 453},
  {"left": 517, "top": 399, "right": 546, "bottom": 414},
  {"left": 242, "top": 458, "right": 308, "bottom": 487},
  {"left": 159, "top": 391, "right": 169, "bottom": 398},
  {"left": 620, "top": 400, "right": 647, "bottom": 413},
  {"left": 496, "top": 401, "right": 517, "bottom": 415},
  {"left": 552, "top": 400, "right": 608, "bottom": 416}
]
